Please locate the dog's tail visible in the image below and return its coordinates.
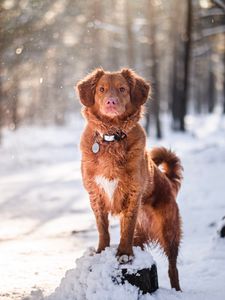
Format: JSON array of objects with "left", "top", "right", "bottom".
[{"left": 150, "top": 147, "right": 183, "bottom": 193}]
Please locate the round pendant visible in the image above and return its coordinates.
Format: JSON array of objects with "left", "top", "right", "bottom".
[{"left": 92, "top": 142, "right": 100, "bottom": 153}]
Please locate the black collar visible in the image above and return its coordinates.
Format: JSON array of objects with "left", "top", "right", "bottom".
[{"left": 99, "top": 131, "right": 127, "bottom": 142}]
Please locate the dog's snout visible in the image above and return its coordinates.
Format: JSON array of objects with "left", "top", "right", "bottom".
[{"left": 106, "top": 97, "right": 119, "bottom": 106}]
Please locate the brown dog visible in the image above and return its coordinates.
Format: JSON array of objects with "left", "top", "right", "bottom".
[{"left": 76, "top": 68, "right": 183, "bottom": 291}]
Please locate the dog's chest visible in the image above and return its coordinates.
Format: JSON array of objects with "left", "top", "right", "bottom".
[{"left": 95, "top": 175, "right": 119, "bottom": 202}]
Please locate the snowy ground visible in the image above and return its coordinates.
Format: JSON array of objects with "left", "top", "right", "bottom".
[{"left": 0, "top": 113, "right": 225, "bottom": 300}]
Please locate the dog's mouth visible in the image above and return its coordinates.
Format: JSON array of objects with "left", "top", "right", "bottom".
[
  {"left": 101, "top": 105, "right": 123, "bottom": 117},
  {"left": 105, "top": 106, "right": 120, "bottom": 115}
]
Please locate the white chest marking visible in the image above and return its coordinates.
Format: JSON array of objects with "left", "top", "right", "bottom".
[{"left": 95, "top": 176, "right": 118, "bottom": 201}]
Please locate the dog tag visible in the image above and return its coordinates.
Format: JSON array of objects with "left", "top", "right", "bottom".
[{"left": 92, "top": 142, "right": 100, "bottom": 153}]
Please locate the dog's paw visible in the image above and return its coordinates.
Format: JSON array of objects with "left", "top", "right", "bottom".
[
  {"left": 96, "top": 245, "right": 108, "bottom": 253},
  {"left": 117, "top": 254, "right": 133, "bottom": 264}
]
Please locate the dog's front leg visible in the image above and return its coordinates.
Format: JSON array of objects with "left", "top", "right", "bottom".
[
  {"left": 89, "top": 192, "right": 110, "bottom": 253},
  {"left": 117, "top": 190, "right": 140, "bottom": 262}
]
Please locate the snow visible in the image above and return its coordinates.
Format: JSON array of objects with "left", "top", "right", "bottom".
[
  {"left": 0, "top": 113, "right": 225, "bottom": 300},
  {"left": 47, "top": 246, "right": 155, "bottom": 300}
]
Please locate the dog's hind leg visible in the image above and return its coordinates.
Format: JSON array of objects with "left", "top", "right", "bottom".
[
  {"left": 161, "top": 224, "right": 181, "bottom": 291},
  {"left": 167, "top": 245, "right": 181, "bottom": 291}
]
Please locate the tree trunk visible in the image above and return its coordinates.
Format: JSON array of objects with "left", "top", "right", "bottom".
[
  {"left": 108, "top": 0, "right": 120, "bottom": 70},
  {"left": 0, "top": 76, "right": 3, "bottom": 144},
  {"left": 125, "top": 0, "right": 135, "bottom": 68},
  {"left": 88, "top": 0, "right": 102, "bottom": 69},
  {"left": 223, "top": 45, "right": 225, "bottom": 114},
  {"left": 147, "top": 0, "right": 162, "bottom": 139},
  {"left": 11, "top": 72, "right": 19, "bottom": 130},
  {"left": 171, "top": 1, "right": 183, "bottom": 131},
  {"left": 180, "top": 0, "right": 192, "bottom": 131},
  {"left": 171, "top": 40, "right": 180, "bottom": 130},
  {"left": 208, "top": 70, "right": 215, "bottom": 113},
  {"left": 117, "top": 264, "right": 158, "bottom": 294},
  {"left": 223, "top": 81, "right": 225, "bottom": 114}
]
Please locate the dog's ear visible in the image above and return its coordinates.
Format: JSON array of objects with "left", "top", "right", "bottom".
[
  {"left": 121, "top": 68, "right": 150, "bottom": 107},
  {"left": 76, "top": 68, "right": 105, "bottom": 107}
]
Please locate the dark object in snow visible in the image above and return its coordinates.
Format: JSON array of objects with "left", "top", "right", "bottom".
[
  {"left": 113, "top": 264, "right": 158, "bottom": 294},
  {"left": 217, "top": 216, "right": 225, "bottom": 238},
  {"left": 208, "top": 221, "right": 216, "bottom": 227},
  {"left": 220, "top": 226, "right": 225, "bottom": 238}
]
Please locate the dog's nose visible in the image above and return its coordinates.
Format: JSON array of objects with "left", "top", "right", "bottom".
[{"left": 106, "top": 98, "right": 119, "bottom": 106}]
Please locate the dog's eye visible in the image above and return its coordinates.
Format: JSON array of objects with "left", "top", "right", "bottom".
[
  {"left": 99, "top": 87, "right": 105, "bottom": 93},
  {"left": 119, "top": 87, "right": 125, "bottom": 93}
]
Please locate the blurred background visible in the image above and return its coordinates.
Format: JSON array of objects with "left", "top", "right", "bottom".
[
  {"left": 1, "top": 1, "right": 225, "bottom": 299},
  {"left": 0, "top": 0, "right": 224, "bottom": 140}
]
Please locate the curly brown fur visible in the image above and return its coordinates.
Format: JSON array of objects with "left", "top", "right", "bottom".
[
  {"left": 150, "top": 147, "right": 183, "bottom": 193},
  {"left": 76, "top": 68, "right": 183, "bottom": 291}
]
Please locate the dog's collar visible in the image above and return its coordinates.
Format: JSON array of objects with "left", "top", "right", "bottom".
[
  {"left": 98, "top": 131, "right": 127, "bottom": 142},
  {"left": 92, "top": 131, "right": 127, "bottom": 153}
]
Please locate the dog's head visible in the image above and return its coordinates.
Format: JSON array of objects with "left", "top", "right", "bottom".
[{"left": 76, "top": 68, "right": 150, "bottom": 119}]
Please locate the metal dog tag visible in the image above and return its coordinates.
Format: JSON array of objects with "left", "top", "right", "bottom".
[{"left": 92, "top": 142, "right": 100, "bottom": 153}]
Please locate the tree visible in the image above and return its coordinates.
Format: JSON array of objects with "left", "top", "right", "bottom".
[
  {"left": 147, "top": 0, "right": 162, "bottom": 138},
  {"left": 223, "top": 47, "right": 225, "bottom": 113},
  {"left": 171, "top": 0, "right": 192, "bottom": 131},
  {"left": 125, "top": 0, "right": 135, "bottom": 68},
  {"left": 0, "top": 76, "right": 3, "bottom": 143}
]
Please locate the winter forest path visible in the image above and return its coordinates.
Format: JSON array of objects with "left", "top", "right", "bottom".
[{"left": 0, "top": 117, "right": 225, "bottom": 300}]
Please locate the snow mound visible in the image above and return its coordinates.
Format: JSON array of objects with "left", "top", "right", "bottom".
[{"left": 47, "top": 246, "right": 155, "bottom": 300}]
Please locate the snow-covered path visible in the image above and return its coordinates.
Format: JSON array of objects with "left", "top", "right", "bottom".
[{"left": 0, "top": 115, "right": 225, "bottom": 300}]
